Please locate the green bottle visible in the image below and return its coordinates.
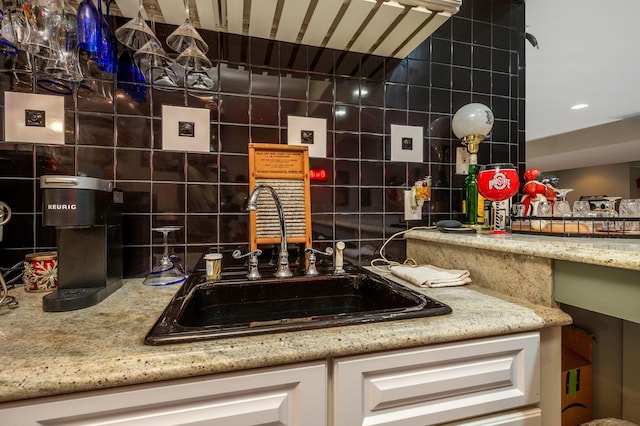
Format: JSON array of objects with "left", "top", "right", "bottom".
[{"left": 462, "top": 153, "right": 483, "bottom": 225}]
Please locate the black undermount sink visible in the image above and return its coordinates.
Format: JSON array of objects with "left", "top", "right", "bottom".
[{"left": 144, "top": 267, "right": 452, "bottom": 345}]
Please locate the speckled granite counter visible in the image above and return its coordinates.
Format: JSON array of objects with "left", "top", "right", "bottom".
[
  {"left": 404, "top": 229, "right": 640, "bottom": 322},
  {"left": 404, "top": 230, "right": 640, "bottom": 271},
  {"left": 0, "top": 273, "right": 570, "bottom": 404}
]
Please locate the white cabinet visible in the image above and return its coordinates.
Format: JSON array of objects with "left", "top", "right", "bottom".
[
  {"left": 333, "top": 333, "right": 540, "bottom": 426},
  {"left": 0, "top": 361, "right": 327, "bottom": 426},
  {"left": 0, "top": 332, "right": 545, "bottom": 426}
]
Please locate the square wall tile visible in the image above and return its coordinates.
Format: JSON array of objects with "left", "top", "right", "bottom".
[
  {"left": 162, "top": 105, "right": 211, "bottom": 153},
  {"left": 4, "top": 92, "right": 64, "bottom": 144}
]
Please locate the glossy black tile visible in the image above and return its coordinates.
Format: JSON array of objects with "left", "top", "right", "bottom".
[
  {"left": 0, "top": 144, "right": 33, "bottom": 177},
  {"left": 152, "top": 182, "right": 185, "bottom": 213},
  {"left": 123, "top": 214, "right": 150, "bottom": 245},
  {"left": 187, "top": 214, "right": 219, "bottom": 244},
  {"left": 360, "top": 188, "right": 383, "bottom": 212},
  {"left": 219, "top": 213, "right": 249, "bottom": 243},
  {"left": 219, "top": 155, "right": 249, "bottom": 183},
  {"left": 361, "top": 107, "right": 384, "bottom": 134},
  {"left": 117, "top": 150, "right": 151, "bottom": 180},
  {"left": 361, "top": 161, "right": 383, "bottom": 187},
  {"left": 336, "top": 77, "right": 360, "bottom": 105},
  {"left": 117, "top": 181, "right": 152, "bottom": 213},
  {"left": 250, "top": 97, "right": 279, "bottom": 126},
  {"left": 117, "top": 116, "right": 151, "bottom": 148},
  {"left": 153, "top": 151, "right": 185, "bottom": 182},
  {"left": 220, "top": 95, "right": 250, "bottom": 124},
  {"left": 77, "top": 146, "right": 114, "bottom": 180},
  {"left": 360, "top": 134, "right": 383, "bottom": 160},
  {"left": 335, "top": 132, "right": 359, "bottom": 159},
  {"left": 308, "top": 75, "right": 333, "bottom": 102},
  {"left": 77, "top": 113, "right": 114, "bottom": 146}
]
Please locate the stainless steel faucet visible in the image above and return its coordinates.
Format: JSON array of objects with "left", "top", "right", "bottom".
[{"left": 247, "top": 185, "right": 292, "bottom": 278}]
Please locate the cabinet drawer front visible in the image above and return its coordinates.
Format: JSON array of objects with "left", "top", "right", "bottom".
[
  {"left": 334, "top": 333, "right": 540, "bottom": 426},
  {"left": 0, "top": 362, "right": 327, "bottom": 426}
]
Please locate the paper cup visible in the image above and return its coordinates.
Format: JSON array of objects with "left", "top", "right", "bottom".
[{"left": 204, "top": 253, "right": 223, "bottom": 281}]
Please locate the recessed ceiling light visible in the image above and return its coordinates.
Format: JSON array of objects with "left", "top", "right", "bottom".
[{"left": 570, "top": 103, "right": 589, "bottom": 110}]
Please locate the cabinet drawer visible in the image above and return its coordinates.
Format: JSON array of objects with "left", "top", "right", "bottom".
[{"left": 333, "top": 333, "right": 540, "bottom": 426}]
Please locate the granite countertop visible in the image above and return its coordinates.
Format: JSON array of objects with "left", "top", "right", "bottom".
[
  {"left": 405, "top": 229, "right": 640, "bottom": 271},
  {"left": 0, "top": 274, "right": 570, "bottom": 404}
]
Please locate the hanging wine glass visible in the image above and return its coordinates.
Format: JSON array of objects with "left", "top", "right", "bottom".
[
  {"left": 133, "top": 5, "right": 178, "bottom": 87},
  {"left": 114, "top": 0, "right": 159, "bottom": 51},
  {"left": 166, "top": 0, "right": 208, "bottom": 53},
  {"left": 176, "top": 38, "right": 211, "bottom": 70},
  {"left": 44, "top": 0, "right": 83, "bottom": 82},
  {"left": 0, "top": 5, "right": 21, "bottom": 55},
  {"left": 24, "top": 0, "right": 63, "bottom": 60}
]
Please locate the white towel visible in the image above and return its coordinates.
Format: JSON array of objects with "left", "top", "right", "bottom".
[{"left": 389, "top": 264, "right": 471, "bottom": 287}]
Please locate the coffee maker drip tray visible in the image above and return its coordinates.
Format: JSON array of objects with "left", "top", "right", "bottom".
[{"left": 43, "top": 286, "right": 122, "bottom": 312}]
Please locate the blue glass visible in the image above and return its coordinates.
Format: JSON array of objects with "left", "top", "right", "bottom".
[
  {"left": 96, "top": 0, "right": 116, "bottom": 73},
  {"left": 76, "top": 0, "right": 116, "bottom": 73},
  {"left": 117, "top": 50, "right": 147, "bottom": 102},
  {"left": 76, "top": 0, "right": 100, "bottom": 53}
]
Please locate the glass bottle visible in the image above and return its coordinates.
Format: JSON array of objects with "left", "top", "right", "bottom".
[{"left": 462, "top": 153, "right": 484, "bottom": 225}]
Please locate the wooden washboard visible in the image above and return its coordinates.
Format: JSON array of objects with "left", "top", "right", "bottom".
[{"left": 248, "top": 143, "right": 312, "bottom": 252}]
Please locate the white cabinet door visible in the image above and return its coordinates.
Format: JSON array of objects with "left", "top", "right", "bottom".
[
  {"left": 0, "top": 361, "right": 327, "bottom": 425},
  {"left": 333, "top": 333, "right": 540, "bottom": 426}
]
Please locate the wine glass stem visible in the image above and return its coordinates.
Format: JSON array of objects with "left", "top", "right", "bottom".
[{"left": 161, "top": 230, "right": 170, "bottom": 260}]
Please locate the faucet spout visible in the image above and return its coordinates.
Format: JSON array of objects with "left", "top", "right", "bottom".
[{"left": 247, "top": 185, "right": 292, "bottom": 278}]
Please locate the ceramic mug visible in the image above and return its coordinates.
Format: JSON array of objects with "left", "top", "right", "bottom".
[{"left": 23, "top": 251, "right": 58, "bottom": 292}]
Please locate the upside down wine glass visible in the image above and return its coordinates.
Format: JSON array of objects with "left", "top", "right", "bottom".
[
  {"left": 143, "top": 226, "right": 186, "bottom": 286},
  {"left": 477, "top": 163, "right": 520, "bottom": 234}
]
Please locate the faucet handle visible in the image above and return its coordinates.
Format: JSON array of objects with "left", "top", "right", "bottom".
[
  {"left": 232, "top": 249, "right": 262, "bottom": 260},
  {"left": 304, "top": 247, "right": 333, "bottom": 276},
  {"left": 334, "top": 241, "right": 346, "bottom": 275},
  {"left": 304, "top": 247, "right": 334, "bottom": 257},
  {"left": 232, "top": 249, "right": 263, "bottom": 280}
]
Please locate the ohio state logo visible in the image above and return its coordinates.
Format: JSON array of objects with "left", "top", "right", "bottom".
[{"left": 488, "top": 172, "right": 511, "bottom": 190}]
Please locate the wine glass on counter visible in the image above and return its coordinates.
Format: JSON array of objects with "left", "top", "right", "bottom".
[
  {"left": 143, "top": 226, "right": 186, "bottom": 286},
  {"left": 477, "top": 163, "right": 520, "bottom": 234}
]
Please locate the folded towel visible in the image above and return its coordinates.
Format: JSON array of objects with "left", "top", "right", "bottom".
[{"left": 389, "top": 264, "right": 471, "bottom": 287}]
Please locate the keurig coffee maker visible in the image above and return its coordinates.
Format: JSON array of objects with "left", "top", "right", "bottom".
[{"left": 40, "top": 175, "right": 123, "bottom": 312}]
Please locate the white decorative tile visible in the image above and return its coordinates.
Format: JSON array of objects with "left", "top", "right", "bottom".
[
  {"left": 4, "top": 92, "right": 65, "bottom": 144},
  {"left": 390, "top": 124, "right": 423, "bottom": 163},
  {"left": 161, "top": 105, "right": 211, "bottom": 152},
  {"left": 287, "top": 116, "right": 327, "bottom": 158}
]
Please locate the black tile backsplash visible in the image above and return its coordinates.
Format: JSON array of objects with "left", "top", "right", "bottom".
[{"left": 0, "top": 0, "right": 525, "bottom": 276}]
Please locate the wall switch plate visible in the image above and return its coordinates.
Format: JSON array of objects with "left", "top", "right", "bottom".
[
  {"left": 287, "top": 116, "right": 327, "bottom": 158},
  {"left": 4, "top": 92, "right": 64, "bottom": 144},
  {"left": 456, "top": 147, "right": 470, "bottom": 175},
  {"left": 404, "top": 190, "right": 422, "bottom": 221},
  {"left": 162, "top": 105, "right": 211, "bottom": 152},
  {"left": 391, "top": 124, "right": 423, "bottom": 162}
]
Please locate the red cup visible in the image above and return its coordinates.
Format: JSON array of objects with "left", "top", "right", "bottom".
[{"left": 23, "top": 251, "right": 58, "bottom": 292}]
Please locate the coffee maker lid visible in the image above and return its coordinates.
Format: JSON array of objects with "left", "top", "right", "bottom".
[{"left": 40, "top": 175, "right": 113, "bottom": 192}]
